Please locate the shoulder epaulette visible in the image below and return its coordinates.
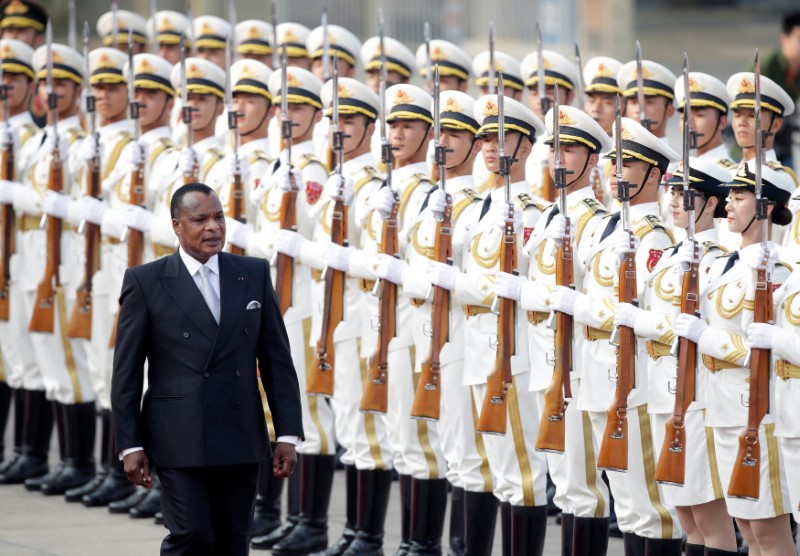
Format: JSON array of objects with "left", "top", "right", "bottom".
[
  {"left": 66, "top": 127, "right": 85, "bottom": 145},
  {"left": 248, "top": 151, "right": 272, "bottom": 166},
  {"left": 777, "top": 260, "right": 793, "bottom": 272},
  {"left": 452, "top": 190, "right": 481, "bottom": 222},
  {"left": 515, "top": 192, "right": 544, "bottom": 212},
  {"left": 102, "top": 132, "right": 133, "bottom": 181},
  {"left": 702, "top": 240, "right": 728, "bottom": 254},
  {"left": 297, "top": 153, "right": 329, "bottom": 176},
  {"left": 456, "top": 188, "right": 481, "bottom": 203},
  {"left": 581, "top": 198, "right": 607, "bottom": 215},
  {"left": 398, "top": 173, "right": 431, "bottom": 220},
  {"left": 19, "top": 123, "right": 38, "bottom": 146},
  {"left": 633, "top": 214, "right": 674, "bottom": 242},
  {"left": 765, "top": 160, "right": 798, "bottom": 185},
  {"left": 200, "top": 148, "right": 224, "bottom": 182},
  {"left": 716, "top": 158, "right": 738, "bottom": 171},
  {"left": 353, "top": 165, "right": 381, "bottom": 194}
]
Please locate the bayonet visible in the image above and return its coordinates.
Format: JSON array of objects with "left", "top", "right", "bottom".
[
  {"left": 331, "top": 51, "right": 344, "bottom": 177},
  {"left": 635, "top": 41, "right": 652, "bottom": 131},
  {"left": 150, "top": 0, "right": 158, "bottom": 54},
  {"left": 424, "top": 21, "right": 432, "bottom": 94},
  {"left": 271, "top": 1, "right": 279, "bottom": 69},
  {"left": 280, "top": 47, "right": 292, "bottom": 168},
  {"left": 536, "top": 23, "right": 550, "bottom": 115},
  {"left": 226, "top": 35, "right": 239, "bottom": 163},
  {"left": 186, "top": 0, "right": 196, "bottom": 56},
  {"left": 228, "top": 0, "right": 238, "bottom": 56},
  {"left": 488, "top": 21, "right": 495, "bottom": 95},
  {"left": 111, "top": 0, "right": 119, "bottom": 50},
  {"left": 574, "top": 42, "right": 585, "bottom": 111},
  {"left": 321, "top": 6, "right": 330, "bottom": 81},
  {"left": 46, "top": 20, "right": 57, "bottom": 141},
  {"left": 68, "top": 0, "right": 77, "bottom": 50}
]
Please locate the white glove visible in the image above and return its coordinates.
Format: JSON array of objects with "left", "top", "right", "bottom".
[
  {"left": 179, "top": 148, "right": 198, "bottom": 176},
  {"left": 227, "top": 153, "right": 251, "bottom": 185},
  {"left": 322, "top": 174, "right": 355, "bottom": 206},
  {"left": 494, "top": 271, "right": 526, "bottom": 301},
  {"left": 121, "top": 204, "right": 156, "bottom": 233},
  {"left": 614, "top": 302, "right": 643, "bottom": 329},
  {"left": 368, "top": 186, "right": 395, "bottom": 220},
  {"left": 742, "top": 246, "right": 778, "bottom": 274},
  {"left": 225, "top": 217, "right": 253, "bottom": 249},
  {"left": 545, "top": 213, "right": 574, "bottom": 243},
  {"left": 549, "top": 285, "right": 579, "bottom": 315},
  {"left": 43, "top": 132, "right": 69, "bottom": 161},
  {"left": 0, "top": 122, "right": 20, "bottom": 153},
  {"left": 124, "top": 140, "right": 147, "bottom": 173},
  {"left": 0, "top": 179, "right": 21, "bottom": 204},
  {"left": 614, "top": 230, "right": 640, "bottom": 261},
  {"left": 78, "top": 134, "right": 101, "bottom": 164},
  {"left": 323, "top": 243, "right": 353, "bottom": 272},
  {"left": 274, "top": 229, "right": 306, "bottom": 258},
  {"left": 489, "top": 202, "right": 523, "bottom": 232},
  {"left": 42, "top": 190, "right": 73, "bottom": 219},
  {"left": 275, "top": 164, "right": 304, "bottom": 192},
  {"left": 76, "top": 195, "right": 108, "bottom": 225},
  {"left": 744, "top": 322, "right": 781, "bottom": 350},
  {"left": 427, "top": 189, "right": 448, "bottom": 222},
  {"left": 427, "top": 260, "right": 461, "bottom": 291},
  {"left": 674, "top": 313, "right": 708, "bottom": 344},
  {"left": 374, "top": 253, "right": 408, "bottom": 284},
  {"left": 676, "top": 239, "right": 701, "bottom": 265}
]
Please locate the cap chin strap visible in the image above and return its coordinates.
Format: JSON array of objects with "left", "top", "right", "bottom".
[
  {"left": 345, "top": 120, "right": 370, "bottom": 157},
  {"left": 411, "top": 124, "right": 431, "bottom": 158},
  {"left": 566, "top": 152, "right": 593, "bottom": 187},
  {"left": 240, "top": 108, "right": 270, "bottom": 137},
  {"left": 695, "top": 111, "right": 722, "bottom": 152},
  {"left": 695, "top": 196, "right": 710, "bottom": 225},
  {"left": 740, "top": 112, "right": 776, "bottom": 150},
  {"left": 447, "top": 136, "right": 477, "bottom": 172},
  {"left": 629, "top": 163, "right": 655, "bottom": 202}
]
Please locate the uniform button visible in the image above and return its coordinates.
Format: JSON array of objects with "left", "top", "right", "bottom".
[
  {"left": 203, "top": 372, "right": 209, "bottom": 378},
  {"left": 235, "top": 370, "right": 241, "bottom": 377},
  {"left": 244, "top": 327, "right": 250, "bottom": 335},
  {"left": 183, "top": 332, "right": 189, "bottom": 339}
]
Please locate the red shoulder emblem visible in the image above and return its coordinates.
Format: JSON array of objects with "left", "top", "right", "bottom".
[
  {"left": 524, "top": 227, "right": 534, "bottom": 243},
  {"left": 646, "top": 249, "right": 663, "bottom": 272},
  {"left": 773, "top": 283, "right": 782, "bottom": 293},
  {"left": 306, "top": 181, "right": 323, "bottom": 204}
]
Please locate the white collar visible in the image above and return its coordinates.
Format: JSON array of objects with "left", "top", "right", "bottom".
[
  {"left": 140, "top": 126, "right": 172, "bottom": 144},
  {"left": 178, "top": 247, "right": 219, "bottom": 277},
  {"left": 489, "top": 180, "right": 528, "bottom": 202},
  {"left": 445, "top": 174, "right": 474, "bottom": 194}
]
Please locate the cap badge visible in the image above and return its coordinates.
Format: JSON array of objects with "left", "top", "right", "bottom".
[
  {"left": 444, "top": 96, "right": 463, "bottom": 112},
  {"left": 246, "top": 25, "right": 263, "bottom": 39},
  {"left": 594, "top": 63, "right": 613, "bottom": 78},
  {"left": 431, "top": 46, "right": 445, "bottom": 61},
  {"left": 136, "top": 57, "right": 153, "bottom": 73},
  {"left": 5, "top": 0, "right": 29, "bottom": 16},
  {"left": 630, "top": 66, "right": 654, "bottom": 80},
  {"left": 687, "top": 76, "right": 704, "bottom": 93},
  {"left": 238, "top": 64, "right": 255, "bottom": 78},
  {"left": 558, "top": 110, "right": 577, "bottom": 126},
  {"left": 187, "top": 63, "right": 204, "bottom": 79},
  {"left": 620, "top": 126, "right": 634, "bottom": 140},
  {"left": 286, "top": 71, "right": 302, "bottom": 88},
  {"left": 738, "top": 78, "right": 754, "bottom": 94},
  {"left": 482, "top": 99, "right": 498, "bottom": 117},
  {"left": 337, "top": 83, "right": 352, "bottom": 98},
  {"left": 393, "top": 88, "right": 414, "bottom": 104},
  {"left": 158, "top": 17, "right": 175, "bottom": 31}
]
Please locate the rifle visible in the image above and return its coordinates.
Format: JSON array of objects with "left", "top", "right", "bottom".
[
  {"left": 225, "top": 6, "right": 246, "bottom": 257},
  {"left": 273, "top": 47, "right": 299, "bottom": 316},
  {"left": 597, "top": 95, "right": 637, "bottom": 471},
  {"left": 728, "top": 50, "right": 772, "bottom": 501},
  {"left": 308, "top": 51, "right": 348, "bottom": 397},
  {"left": 411, "top": 64, "right": 451, "bottom": 421},
  {"left": 635, "top": 41, "right": 652, "bottom": 132},
  {"left": 0, "top": 44, "right": 14, "bottom": 321},
  {"left": 360, "top": 13, "right": 397, "bottom": 414},
  {"left": 477, "top": 75, "right": 515, "bottom": 435},
  {"left": 537, "top": 24, "right": 555, "bottom": 202},
  {"left": 179, "top": 31, "right": 197, "bottom": 183},
  {"left": 655, "top": 53, "right": 699, "bottom": 486},
  {"left": 536, "top": 85, "right": 574, "bottom": 452},
  {"left": 30, "top": 21, "right": 63, "bottom": 334},
  {"left": 67, "top": 21, "right": 102, "bottom": 340}
]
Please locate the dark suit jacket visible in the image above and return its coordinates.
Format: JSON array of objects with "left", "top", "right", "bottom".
[{"left": 111, "top": 251, "right": 303, "bottom": 469}]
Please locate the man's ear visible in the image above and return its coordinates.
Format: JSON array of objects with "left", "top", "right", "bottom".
[
  {"left": 770, "top": 115, "right": 783, "bottom": 135},
  {"left": 216, "top": 99, "right": 224, "bottom": 116},
  {"left": 666, "top": 102, "right": 675, "bottom": 121},
  {"left": 172, "top": 218, "right": 180, "bottom": 236},
  {"left": 313, "top": 109, "right": 323, "bottom": 124}
]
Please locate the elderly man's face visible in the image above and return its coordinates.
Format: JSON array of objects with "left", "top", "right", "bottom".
[{"left": 172, "top": 191, "right": 226, "bottom": 263}]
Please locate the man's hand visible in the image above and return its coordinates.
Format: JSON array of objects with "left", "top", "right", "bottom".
[
  {"left": 272, "top": 442, "right": 297, "bottom": 478},
  {"left": 122, "top": 450, "right": 153, "bottom": 488}
]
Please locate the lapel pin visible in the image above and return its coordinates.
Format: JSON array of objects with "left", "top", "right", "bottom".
[{"left": 237, "top": 276, "right": 245, "bottom": 281}]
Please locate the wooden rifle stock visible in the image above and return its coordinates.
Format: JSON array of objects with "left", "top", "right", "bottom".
[
  {"left": 411, "top": 195, "right": 453, "bottom": 421},
  {"left": 360, "top": 196, "right": 399, "bottom": 414},
  {"left": 541, "top": 164, "right": 556, "bottom": 202},
  {"left": 307, "top": 195, "right": 347, "bottom": 397},
  {"left": 728, "top": 263, "right": 772, "bottom": 500},
  {"left": 66, "top": 156, "right": 101, "bottom": 339},
  {"left": 0, "top": 139, "right": 15, "bottom": 321},
  {"left": 476, "top": 208, "right": 516, "bottom": 435},
  {"left": 536, "top": 224, "right": 574, "bottom": 452},
  {"left": 654, "top": 253, "right": 700, "bottom": 486},
  {"left": 274, "top": 171, "right": 298, "bottom": 316},
  {"left": 597, "top": 245, "right": 637, "bottom": 471},
  {"left": 29, "top": 156, "right": 64, "bottom": 333},
  {"left": 227, "top": 169, "right": 246, "bottom": 256}
]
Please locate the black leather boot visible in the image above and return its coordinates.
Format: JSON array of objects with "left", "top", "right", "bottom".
[
  {"left": 342, "top": 468, "right": 393, "bottom": 556},
  {"left": 463, "top": 491, "right": 498, "bottom": 556},
  {"left": 82, "top": 411, "right": 135, "bottom": 506},
  {"left": 394, "top": 474, "right": 413, "bottom": 556},
  {"left": 499, "top": 502, "right": 511, "bottom": 556},
  {"left": 66, "top": 408, "right": 105, "bottom": 502},
  {"left": 40, "top": 402, "right": 96, "bottom": 495},
  {"left": 510, "top": 505, "right": 547, "bottom": 556},
  {"left": 407, "top": 478, "right": 448, "bottom": 555},
  {"left": 0, "top": 387, "right": 25, "bottom": 475},
  {"left": 684, "top": 543, "right": 704, "bottom": 556},
  {"left": 272, "top": 454, "right": 336, "bottom": 555},
  {"left": 447, "top": 486, "right": 465, "bottom": 556},
  {"left": 250, "top": 456, "right": 283, "bottom": 537},
  {"left": 560, "top": 513, "right": 574, "bottom": 556},
  {"left": 644, "top": 537, "right": 682, "bottom": 555},
  {"left": 129, "top": 470, "right": 162, "bottom": 518},
  {"left": 108, "top": 488, "right": 147, "bottom": 514},
  {"left": 0, "top": 389, "right": 52, "bottom": 484},
  {"left": 623, "top": 532, "right": 646, "bottom": 556},
  {"left": 572, "top": 517, "right": 609, "bottom": 556},
  {"left": 314, "top": 464, "right": 358, "bottom": 555},
  {"left": 252, "top": 454, "right": 302, "bottom": 549},
  {"left": 25, "top": 401, "right": 64, "bottom": 491},
  {"left": 0, "top": 382, "right": 11, "bottom": 464}
]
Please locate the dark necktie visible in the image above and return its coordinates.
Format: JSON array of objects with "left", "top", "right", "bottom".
[
  {"left": 543, "top": 204, "right": 560, "bottom": 230},
  {"left": 479, "top": 195, "right": 492, "bottom": 221},
  {"left": 599, "top": 212, "right": 622, "bottom": 242},
  {"left": 721, "top": 252, "right": 740, "bottom": 275}
]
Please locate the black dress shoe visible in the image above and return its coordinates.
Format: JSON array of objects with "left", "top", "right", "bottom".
[
  {"left": 40, "top": 462, "right": 95, "bottom": 495},
  {"left": 0, "top": 455, "right": 48, "bottom": 485},
  {"left": 25, "top": 463, "right": 64, "bottom": 491},
  {"left": 129, "top": 487, "right": 162, "bottom": 519},
  {"left": 251, "top": 520, "right": 297, "bottom": 550},
  {"left": 154, "top": 511, "right": 164, "bottom": 525},
  {"left": 311, "top": 528, "right": 356, "bottom": 556},
  {"left": 65, "top": 471, "right": 105, "bottom": 502},
  {"left": 272, "top": 523, "right": 328, "bottom": 555},
  {"left": 0, "top": 454, "right": 20, "bottom": 475},
  {"left": 108, "top": 488, "right": 148, "bottom": 514},
  {"left": 82, "top": 471, "right": 136, "bottom": 507}
]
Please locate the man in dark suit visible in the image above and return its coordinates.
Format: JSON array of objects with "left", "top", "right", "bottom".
[{"left": 111, "top": 182, "right": 303, "bottom": 556}]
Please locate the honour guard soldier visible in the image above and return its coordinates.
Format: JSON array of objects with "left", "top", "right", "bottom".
[
  {"left": 618, "top": 59, "right": 676, "bottom": 144},
  {"left": 147, "top": 11, "right": 191, "bottom": 65},
  {"left": 495, "top": 105, "right": 613, "bottom": 555},
  {"left": 674, "top": 163, "right": 795, "bottom": 555},
  {"left": 429, "top": 93, "right": 548, "bottom": 554},
  {"left": 550, "top": 117, "right": 684, "bottom": 552},
  {"left": 96, "top": 9, "right": 148, "bottom": 55},
  {"left": 236, "top": 20, "right": 275, "bottom": 67},
  {"left": 615, "top": 158, "right": 738, "bottom": 555},
  {"left": 362, "top": 36, "right": 415, "bottom": 93},
  {"left": 0, "top": 37, "right": 42, "bottom": 474},
  {"left": 0, "top": 0, "right": 46, "bottom": 47},
  {"left": 192, "top": 15, "right": 231, "bottom": 69},
  {"left": 0, "top": 41, "right": 92, "bottom": 492},
  {"left": 307, "top": 24, "right": 360, "bottom": 82},
  {"left": 416, "top": 40, "right": 472, "bottom": 93},
  {"left": 675, "top": 73, "right": 735, "bottom": 169}
]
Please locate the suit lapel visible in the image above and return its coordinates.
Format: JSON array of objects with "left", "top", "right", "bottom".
[
  {"left": 214, "top": 252, "right": 247, "bottom": 350},
  {"left": 162, "top": 252, "right": 219, "bottom": 342}
]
